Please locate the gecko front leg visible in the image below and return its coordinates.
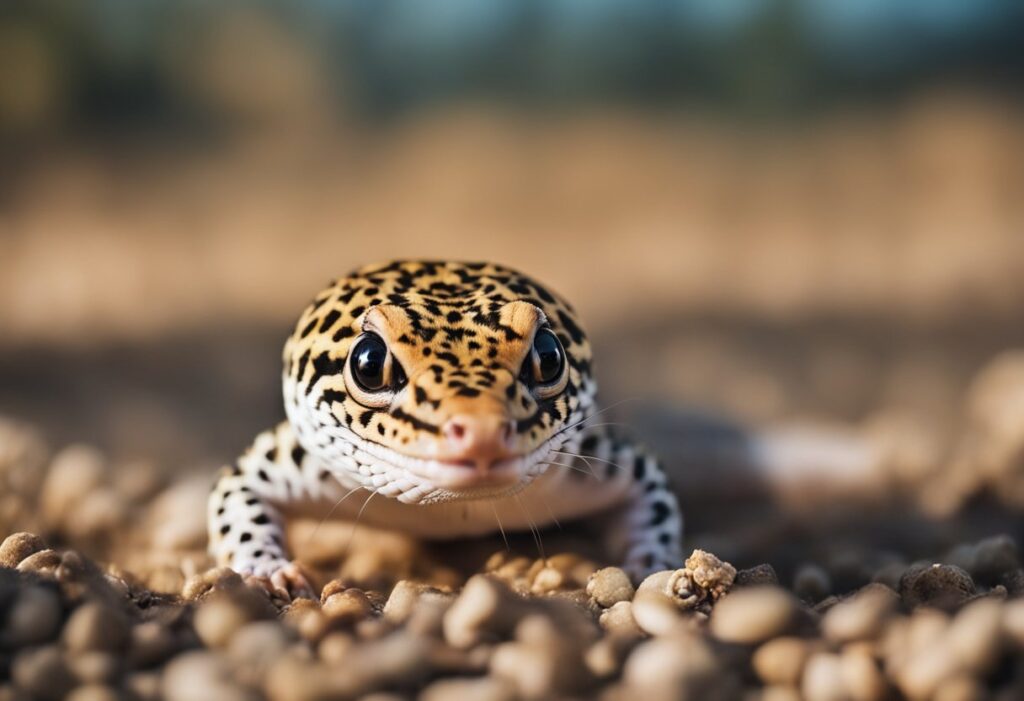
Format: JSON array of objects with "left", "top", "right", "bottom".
[{"left": 207, "top": 422, "right": 344, "bottom": 598}]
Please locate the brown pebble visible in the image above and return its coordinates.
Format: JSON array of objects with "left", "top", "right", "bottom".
[
  {"left": 735, "top": 564, "right": 779, "bottom": 587},
  {"left": 15, "top": 549, "right": 62, "bottom": 575},
  {"left": 11, "top": 645, "right": 75, "bottom": 701},
  {"left": 63, "top": 601, "right": 131, "bottom": 653},
  {"left": 709, "top": 587, "right": 799, "bottom": 644},
  {"left": 322, "top": 588, "right": 373, "bottom": 622},
  {"left": 801, "top": 653, "right": 848, "bottom": 701},
  {"left": 0, "top": 532, "right": 47, "bottom": 568},
  {"left": 586, "top": 567, "right": 635, "bottom": 608},
  {"left": 228, "top": 621, "right": 294, "bottom": 687},
  {"left": 793, "top": 564, "right": 832, "bottom": 602},
  {"left": 900, "top": 564, "right": 975, "bottom": 610},
  {"left": 68, "top": 652, "right": 121, "bottom": 685},
  {"left": 124, "top": 673, "right": 161, "bottom": 701},
  {"left": 3, "top": 585, "right": 62, "bottom": 647},
  {"left": 129, "top": 621, "right": 179, "bottom": 668}
]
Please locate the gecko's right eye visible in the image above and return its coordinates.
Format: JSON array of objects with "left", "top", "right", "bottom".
[{"left": 351, "top": 334, "right": 389, "bottom": 391}]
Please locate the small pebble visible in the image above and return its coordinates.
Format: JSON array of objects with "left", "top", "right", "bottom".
[
  {"left": 598, "top": 601, "right": 644, "bottom": 638},
  {"left": 752, "top": 637, "right": 814, "bottom": 686},
  {"left": 822, "top": 583, "right": 899, "bottom": 643},
  {"left": 63, "top": 601, "right": 131, "bottom": 653},
  {"left": 899, "top": 564, "right": 975, "bottom": 610},
  {"left": 0, "top": 532, "right": 47, "bottom": 568},
  {"left": 709, "top": 587, "right": 799, "bottom": 644},
  {"left": 11, "top": 645, "right": 75, "bottom": 701},
  {"left": 735, "top": 564, "right": 780, "bottom": 587},
  {"left": 586, "top": 567, "right": 635, "bottom": 608},
  {"left": 793, "top": 564, "right": 832, "bottom": 602}
]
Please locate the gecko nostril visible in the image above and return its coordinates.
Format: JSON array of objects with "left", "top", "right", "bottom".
[{"left": 444, "top": 419, "right": 468, "bottom": 442}]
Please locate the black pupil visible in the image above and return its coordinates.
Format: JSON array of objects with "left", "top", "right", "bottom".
[
  {"left": 352, "top": 335, "right": 388, "bottom": 390},
  {"left": 534, "top": 330, "right": 563, "bottom": 383}
]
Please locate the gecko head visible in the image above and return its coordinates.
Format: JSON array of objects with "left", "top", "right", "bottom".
[{"left": 282, "top": 261, "right": 597, "bottom": 503}]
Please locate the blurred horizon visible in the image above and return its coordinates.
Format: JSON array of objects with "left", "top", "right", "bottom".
[{"left": 1, "top": 0, "right": 1023, "bottom": 466}]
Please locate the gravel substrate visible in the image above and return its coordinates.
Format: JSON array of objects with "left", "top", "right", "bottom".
[
  {"left": 4, "top": 346, "right": 1024, "bottom": 701},
  {"left": 2, "top": 527, "right": 1024, "bottom": 701}
]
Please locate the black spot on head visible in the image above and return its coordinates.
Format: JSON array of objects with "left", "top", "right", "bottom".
[
  {"left": 333, "top": 326, "right": 355, "bottom": 341},
  {"left": 240, "top": 532, "right": 252, "bottom": 543},
  {"left": 219, "top": 524, "right": 231, "bottom": 535},
  {"left": 253, "top": 550, "right": 264, "bottom": 558},
  {"left": 300, "top": 318, "right": 318, "bottom": 338},
  {"left": 257, "top": 469, "right": 270, "bottom": 482},
  {"left": 245, "top": 497, "right": 258, "bottom": 506},
  {"left": 649, "top": 501, "right": 671, "bottom": 527},
  {"left": 319, "top": 309, "right": 341, "bottom": 332},
  {"left": 291, "top": 445, "right": 306, "bottom": 466},
  {"left": 557, "top": 310, "right": 585, "bottom": 345},
  {"left": 265, "top": 448, "right": 277, "bottom": 462},
  {"left": 253, "top": 514, "right": 270, "bottom": 526}
]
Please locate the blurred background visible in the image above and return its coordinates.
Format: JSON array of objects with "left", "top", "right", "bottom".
[{"left": 1, "top": 0, "right": 1024, "bottom": 580}]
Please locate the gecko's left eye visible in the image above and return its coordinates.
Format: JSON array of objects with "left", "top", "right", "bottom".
[
  {"left": 350, "top": 333, "right": 407, "bottom": 392},
  {"left": 520, "top": 328, "right": 566, "bottom": 389}
]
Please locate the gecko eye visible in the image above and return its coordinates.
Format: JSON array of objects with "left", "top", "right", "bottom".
[
  {"left": 351, "top": 333, "right": 405, "bottom": 391},
  {"left": 521, "top": 328, "right": 566, "bottom": 387}
]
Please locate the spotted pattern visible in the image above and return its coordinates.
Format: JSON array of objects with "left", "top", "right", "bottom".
[{"left": 208, "top": 260, "right": 683, "bottom": 587}]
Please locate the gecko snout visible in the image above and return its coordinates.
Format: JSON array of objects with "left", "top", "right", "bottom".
[{"left": 441, "top": 414, "right": 515, "bottom": 471}]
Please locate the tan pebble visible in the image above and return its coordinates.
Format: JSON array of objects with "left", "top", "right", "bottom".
[
  {"left": 840, "top": 647, "right": 888, "bottom": 701},
  {"left": 621, "top": 633, "right": 720, "bottom": 694},
  {"left": 493, "top": 556, "right": 532, "bottom": 582},
  {"left": 586, "top": 567, "right": 635, "bottom": 608},
  {"left": 3, "top": 585, "right": 61, "bottom": 646},
  {"left": 68, "top": 652, "right": 120, "bottom": 685},
  {"left": 63, "top": 601, "right": 130, "bottom": 653},
  {"left": 491, "top": 641, "right": 587, "bottom": 700},
  {"left": 946, "top": 598, "right": 1003, "bottom": 674},
  {"left": 181, "top": 567, "right": 244, "bottom": 600},
  {"left": 15, "top": 548, "right": 61, "bottom": 574},
  {"left": 229, "top": 621, "right": 294, "bottom": 687},
  {"left": 163, "top": 651, "right": 256, "bottom": 701},
  {"left": 484, "top": 551, "right": 512, "bottom": 571},
  {"left": 193, "top": 598, "right": 252, "bottom": 648},
  {"left": 419, "top": 677, "right": 516, "bottom": 701},
  {"left": 1002, "top": 597, "right": 1024, "bottom": 645},
  {"left": 681, "top": 549, "right": 737, "bottom": 600},
  {"left": 599, "top": 601, "right": 644, "bottom": 638},
  {"left": 752, "top": 637, "right": 813, "bottom": 686},
  {"left": 11, "top": 645, "right": 75, "bottom": 701},
  {"left": 931, "top": 675, "right": 985, "bottom": 701},
  {"left": 760, "top": 686, "right": 804, "bottom": 701},
  {"left": 40, "top": 445, "right": 107, "bottom": 528},
  {"left": 802, "top": 653, "right": 847, "bottom": 701},
  {"left": 793, "top": 564, "right": 832, "bottom": 602},
  {"left": 129, "top": 621, "right": 178, "bottom": 668},
  {"left": 631, "top": 591, "right": 683, "bottom": 636},
  {"left": 66, "top": 488, "right": 128, "bottom": 539},
  {"left": 584, "top": 635, "right": 635, "bottom": 679},
  {"left": 822, "top": 583, "right": 899, "bottom": 643},
  {"left": 709, "top": 587, "right": 799, "bottom": 644},
  {"left": 895, "top": 643, "right": 958, "bottom": 701},
  {"left": 636, "top": 570, "right": 673, "bottom": 596},
  {"left": 66, "top": 685, "right": 122, "bottom": 701},
  {"left": 443, "top": 575, "right": 523, "bottom": 649},
  {"left": 906, "top": 607, "right": 950, "bottom": 652},
  {"left": 0, "top": 532, "right": 47, "bottom": 568},
  {"left": 322, "top": 588, "right": 373, "bottom": 621},
  {"left": 318, "top": 631, "right": 356, "bottom": 664},
  {"left": 383, "top": 580, "right": 453, "bottom": 624},
  {"left": 124, "top": 673, "right": 161, "bottom": 701},
  {"left": 530, "top": 566, "right": 565, "bottom": 594}
]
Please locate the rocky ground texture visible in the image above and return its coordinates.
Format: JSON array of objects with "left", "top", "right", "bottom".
[{"left": 5, "top": 350, "right": 1024, "bottom": 700}]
